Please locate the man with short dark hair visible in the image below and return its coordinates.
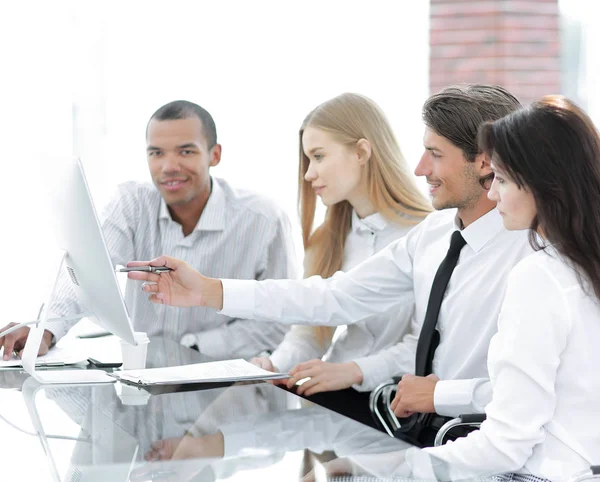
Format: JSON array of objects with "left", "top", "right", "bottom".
[
  {"left": 128, "top": 85, "right": 533, "bottom": 447},
  {"left": 0, "top": 100, "right": 297, "bottom": 360}
]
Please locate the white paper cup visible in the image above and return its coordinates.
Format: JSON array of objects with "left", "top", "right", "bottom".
[
  {"left": 120, "top": 331, "right": 150, "bottom": 370},
  {"left": 118, "top": 383, "right": 151, "bottom": 406}
]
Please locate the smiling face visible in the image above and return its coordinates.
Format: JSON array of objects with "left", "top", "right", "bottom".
[
  {"left": 146, "top": 117, "right": 220, "bottom": 207},
  {"left": 487, "top": 163, "right": 537, "bottom": 230},
  {"left": 302, "top": 126, "right": 368, "bottom": 208},
  {"left": 414, "top": 127, "right": 484, "bottom": 212}
]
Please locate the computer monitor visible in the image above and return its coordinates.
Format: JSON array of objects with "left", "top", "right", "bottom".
[{"left": 22, "top": 157, "right": 137, "bottom": 384}]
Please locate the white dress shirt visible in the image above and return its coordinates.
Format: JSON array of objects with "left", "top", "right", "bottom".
[
  {"left": 403, "top": 248, "right": 600, "bottom": 481},
  {"left": 221, "top": 208, "right": 532, "bottom": 415},
  {"left": 269, "top": 210, "right": 415, "bottom": 390},
  {"left": 45, "top": 177, "right": 298, "bottom": 359}
]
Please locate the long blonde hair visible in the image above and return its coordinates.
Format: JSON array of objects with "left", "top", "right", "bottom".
[{"left": 299, "top": 93, "right": 431, "bottom": 345}]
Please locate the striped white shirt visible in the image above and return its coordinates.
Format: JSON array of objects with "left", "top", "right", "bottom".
[
  {"left": 46, "top": 177, "right": 298, "bottom": 359},
  {"left": 269, "top": 210, "right": 416, "bottom": 390}
]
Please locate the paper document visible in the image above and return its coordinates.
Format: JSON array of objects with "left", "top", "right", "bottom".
[
  {"left": 108, "top": 358, "right": 289, "bottom": 386},
  {"left": 0, "top": 344, "right": 89, "bottom": 368}
]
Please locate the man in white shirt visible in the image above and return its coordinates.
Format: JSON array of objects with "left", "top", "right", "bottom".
[
  {"left": 0, "top": 100, "right": 297, "bottom": 360},
  {"left": 128, "top": 85, "right": 533, "bottom": 446}
]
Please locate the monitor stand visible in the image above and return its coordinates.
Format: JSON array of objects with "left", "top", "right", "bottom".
[
  {"left": 22, "top": 377, "right": 139, "bottom": 482},
  {"left": 21, "top": 250, "right": 115, "bottom": 385}
]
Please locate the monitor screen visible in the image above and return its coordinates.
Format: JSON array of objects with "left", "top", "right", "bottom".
[{"left": 21, "top": 157, "right": 136, "bottom": 383}]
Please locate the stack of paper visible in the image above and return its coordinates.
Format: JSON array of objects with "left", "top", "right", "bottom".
[
  {"left": 108, "top": 358, "right": 289, "bottom": 386},
  {"left": 0, "top": 345, "right": 89, "bottom": 368}
]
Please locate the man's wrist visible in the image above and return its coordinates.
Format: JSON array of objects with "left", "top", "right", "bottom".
[
  {"left": 43, "top": 330, "right": 55, "bottom": 348},
  {"left": 204, "top": 278, "right": 224, "bottom": 310}
]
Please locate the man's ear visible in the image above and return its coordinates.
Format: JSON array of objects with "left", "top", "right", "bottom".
[
  {"left": 475, "top": 151, "right": 492, "bottom": 176},
  {"left": 475, "top": 152, "right": 494, "bottom": 190},
  {"left": 356, "top": 139, "right": 372, "bottom": 166},
  {"left": 209, "top": 144, "right": 222, "bottom": 168}
]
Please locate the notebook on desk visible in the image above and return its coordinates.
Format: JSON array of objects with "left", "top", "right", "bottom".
[{"left": 108, "top": 358, "right": 289, "bottom": 387}]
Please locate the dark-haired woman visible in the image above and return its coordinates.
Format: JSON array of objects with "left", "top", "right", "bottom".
[{"left": 401, "top": 96, "right": 600, "bottom": 481}]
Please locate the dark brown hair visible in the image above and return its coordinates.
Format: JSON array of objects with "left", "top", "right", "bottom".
[
  {"left": 479, "top": 95, "right": 600, "bottom": 300},
  {"left": 423, "top": 84, "right": 522, "bottom": 161}
]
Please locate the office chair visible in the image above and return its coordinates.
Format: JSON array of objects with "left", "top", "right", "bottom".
[
  {"left": 369, "top": 377, "right": 403, "bottom": 437},
  {"left": 568, "top": 466, "right": 600, "bottom": 482},
  {"left": 433, "top": 413, "right": 486, "bottom": 446},
  {"left": 370, "top": 380, "right": 599, "bottom": 482},
  {"left": 369, "top": 377, "right": 485, "bottom": 443}
]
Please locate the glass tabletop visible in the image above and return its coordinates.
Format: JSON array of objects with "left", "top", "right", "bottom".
[{"left": 0, "top": 337, "right": 430, "bottom": 482}]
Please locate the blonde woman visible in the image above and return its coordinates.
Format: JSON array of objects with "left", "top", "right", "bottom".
[{"left": 251, "top": 93, "right": 431, "bottom": 427}]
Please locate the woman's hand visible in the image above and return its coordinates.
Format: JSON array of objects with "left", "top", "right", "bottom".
[
  {"left": 126, "top": 256, "right": 223, "bottom": 309},
  {"left": 287, "top": 359, "right": 364, "bottom": 396},
  {"left": 250, "top": 356, "right": 288, "bottom": 385}
]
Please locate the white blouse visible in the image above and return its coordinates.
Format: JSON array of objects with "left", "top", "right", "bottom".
[
  {"left": 269, "top": 210, "right": 416, "bottom": 390},
  {"left": 405, "top": 248, "right": 600, "bottom": 481}
]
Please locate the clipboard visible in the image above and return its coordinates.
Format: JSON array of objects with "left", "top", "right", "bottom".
[{"left": 107, "top": 358, "right": 289, "bottom": 387}]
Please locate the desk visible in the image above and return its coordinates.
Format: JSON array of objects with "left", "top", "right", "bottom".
[{"left": 0, "top": 338, "right": 421, "bottom": 481}]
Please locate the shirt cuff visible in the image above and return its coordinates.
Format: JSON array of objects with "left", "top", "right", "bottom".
[
  {"left": 269, "top": 349, "right": 292, "bottom": 374},
  {"left": 43, "top": 310, "right": 69, "bottom": 343},
  {"left": 433, "top": 379, "right": 478, "bottom": 417},
  {"left": 220, "top": 279, "right": 256, "bottom": 319},
  {"left": 352, "top": 355, "right": 390, "bottom": 392}
]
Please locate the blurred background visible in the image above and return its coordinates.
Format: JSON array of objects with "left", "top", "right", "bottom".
[{"left": 0, "top": 0, "right": 597, "bottom": 321}]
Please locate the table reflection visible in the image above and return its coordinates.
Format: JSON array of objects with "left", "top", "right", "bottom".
[{"left": 3, "top": 337, "right": 435, "bottom": 481}]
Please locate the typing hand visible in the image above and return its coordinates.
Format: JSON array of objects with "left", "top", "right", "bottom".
[
  {"left": 287, "top": 359, "right": 364, "bottom": 396},
  {"left": 0, "top": 324, "right": 53, "bottom": 360},
  {"left": 126, "top": 256, "right": 223, "bottom": 309},
  {"left": 390, "top": 374, "right": 439, "bottom": 417},
  {"left": 250, "top": 356, "right": 287, "bottom": 385}
]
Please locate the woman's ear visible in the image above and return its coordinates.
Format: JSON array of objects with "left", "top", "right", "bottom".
[{"left": 356, "top": 139, "right": 372, "bottom": 166}]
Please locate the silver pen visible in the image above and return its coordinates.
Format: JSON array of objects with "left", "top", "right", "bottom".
[{"left": 118, "top": 266, "right": 173, "bottom": 273}]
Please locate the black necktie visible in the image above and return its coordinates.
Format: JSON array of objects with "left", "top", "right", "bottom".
[{"left": 414, "top": 230, "right": 467, "bottom": 377}]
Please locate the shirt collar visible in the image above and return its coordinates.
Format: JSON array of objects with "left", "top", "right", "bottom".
[
  {"left": 158, "top": 177, "right": 226, "bottom": 231},
  {"left": 454, "top": 208, "right": 505, "bottom": 253},
  {"left": 351, "top": 209, "right": 389, "bottom": 234},
  {"left": 158, "top": 196, "right": 170, "bottom": 220}
]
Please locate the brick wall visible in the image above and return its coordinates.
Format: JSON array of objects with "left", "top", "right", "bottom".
[{"left": 430, "top": 0, "right": 560, "bottom": 104}]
